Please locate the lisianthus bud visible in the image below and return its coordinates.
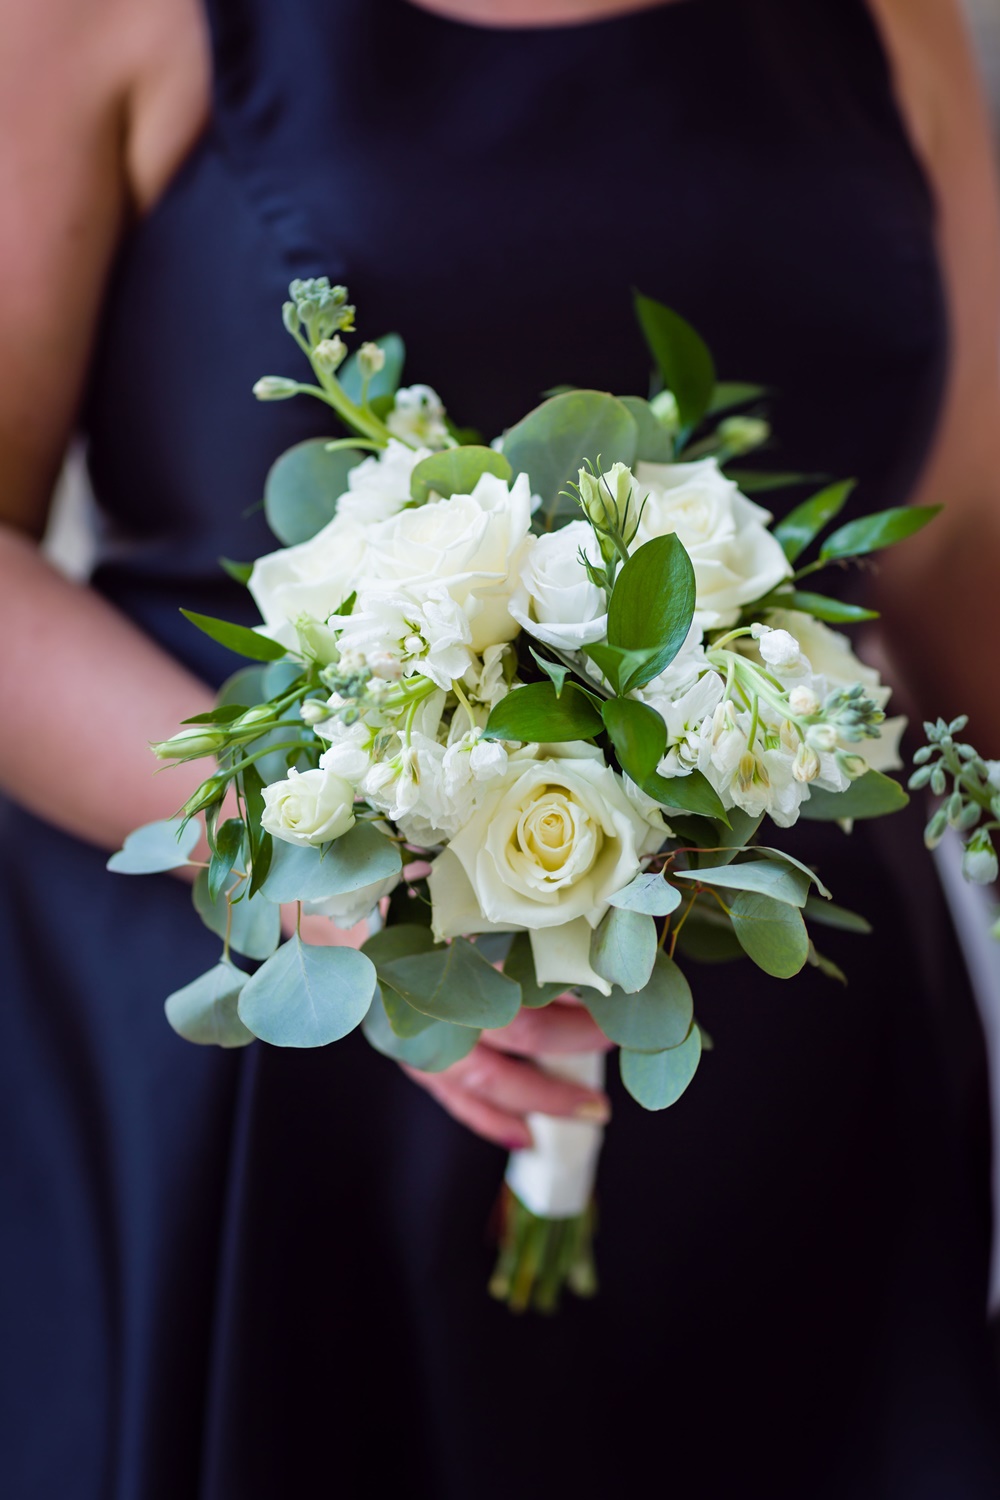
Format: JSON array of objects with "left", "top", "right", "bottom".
[
  {"left": 229, "top": 704, "right": 275, "bottom": 734},
  {"left": 253, "top": 376, "right": 299, "bottom": 401},
  {"left": 788, "top": 685, "right": 821, "bottom": 717},
  {"left": 718, "top": 415, "right": 770, "bottom": 456},
  {"left": 152, "top": 726, "right": 227, "bottom": 759},
  {"left": 578, "top": 461, "right": 638, "bottom": 534},
  {"left": 649, "top": 389, "right": 680, "bottom": 433},
  {"left": 313, "top": 336, "right": 347, "bottom": 374},
  {"left": 962, "top": 829, "right": 998, "bottom": 886},
  {"left": 357, "top": 341, "right": 386, "bottom": 379},
  {"left": 179, "top": 774, "right": 229, "bottom": 819},
  {"left": 793, "top": 743, "right": 821, "bottom": 783},
  {"left": 300, "top": 699, "right": 333, "bottom": 726},
  {"left": 294, "top": 615, "right": 343, "bottom": 665}
]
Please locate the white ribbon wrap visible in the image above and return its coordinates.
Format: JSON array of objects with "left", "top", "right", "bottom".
[{"left": 504, "top": 1051, "right": 606, "bottom": 1218}]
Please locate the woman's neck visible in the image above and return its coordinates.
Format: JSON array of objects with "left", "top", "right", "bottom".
[{"left": 405, "top": 0, "right": 675, "bottom": 28}]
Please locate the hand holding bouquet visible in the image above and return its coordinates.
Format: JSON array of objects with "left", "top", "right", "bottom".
[{"left": 112, "top": 279, "right": 938, "bottom": 1309}]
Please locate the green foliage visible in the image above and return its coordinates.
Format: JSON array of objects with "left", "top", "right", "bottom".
[
  {"left": 362, "top": 986, "right": 480, "bottom": 1072},
  {"left": 707, "top": 382, "right": 767, "bottom": 414},
  {"left": 606, "top": 534, "right": 696, "bottom": 689},
  {"left": 674, "top": 857, "right": 811, "bottom": 907},
  {"left": 674, "top": 905, "right": 745, "bottom": 963},
  {"left": 241, "top": 764, "right": 273, "bottom": 896},
  {"left": 608, "top": 872, "right": 682, "bottom": 917},
  {"left": 528, "top": 647, "right": 570, "bottom": 697},
  {"left": 771, "top": 590, "right": 878, "bottom": 624},
  {"left": 818, "top": 505, "right": 941, "bottom": 563},
  {"left": 237, "top": 936, "right": 377, "bottom": 1046},
  {"left": 501, "top": 390, "right": 638, "bottom": 510},
  {"left": 503, "top": 931, "right": 566, "bottom": 1008},
  {"left": 692, "top": 808, "right": 763, "bottom": 866},
  {"left": 803, "top": 895, "right": 872, "bottom": 934},
  {"left": 263, "top": 439, "right": 365, "bottom": 546},
  {"left": 362, "top": 923, "right": 440, "bottom": 1037},
  {"left": 192, "top": 869, "right": 281, "bottom": 962},
  {"left": 633, "top": 292, "right": 716, "bottom": 430},
  {"left": 372, "top": 937, "right": 521, "bottom": 1029},
  {"left": 590, "top": 907, "right": 658, "bottom": 993},
  {"left": 164, "top": 961, "right": 255, "bottom": 1049},
  {"left": 799, "top": 769, "right": 908, "bottom": 821},
  {"left": 642, "top": 768, "right": 729, "bottom": 822},
  {"left": 728, "top": 891, "right": 809, "bottom": 977},
  {"left": 726, "top": 469, "right": 821, "bottom": 494},
  {"left": 617, "top": 395, "right": 675, "bottom": 461},
  {"left": 409, "top": 446, "right": 512, "bottom": 503},
  {"left": 107, "top": 818, "right": 200, "bottom": 875},
  {"left": 584, "top": 952, "right": 693, "bottom": 1051},
  {"left": 260, "top": 822, "right": 402, "bottom": 903},
  {"left": 180, "top": 610, "right": 287, "bottom": 662},
  {"left": 338, "top": 332, "right": 405, "bottom": 404},
  {"left": 208, "top": 818, "right": 245, "bottom": 902},
  {"left": 619, "top": 1024, "right": 702, "bottom": 1110},
  {"left": 219, "top": 557, "right": 254, "bottom": 585},
  {"left": 773, "top": 480, "right": 854, "bottom": 562},
  {"left": 601, "top": 697, "right": 665, "bottom": 779},
  {"left": 482, "top": 681, "right": 603, "bottom": 744},
  {"left": 755, "top": 847, "right": 832, "bottom": 900}
]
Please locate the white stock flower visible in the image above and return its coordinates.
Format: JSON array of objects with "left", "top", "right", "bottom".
[
  {"left": 260, "top": 767, "right": 356, "bottom": 847},
  {"left": 317, "top": 719, "right": 374, "bottom": 779},
  {"left": 366, "top": 471, "right": 533, "bottom": 651},
  {"left": 248, "top": 516, "right": 367, "bottom": 648},
  {"left": 428, "top": 748, "right": 662, "bottom": 995},
  {"left": 335, "top": 439, "right": 431, "bottom": 525},
  {"left": 701, "top": 709, "right": 806, "bottom": 827},
  {"left": 751, "top": 623, "right": 806, "bottom": 672},
  {"left": 334, "top": 584, "right": 474, "bottom": 691},
  {"left": 508, "top": 521, "right": 607, "bottom": 651},
  {"left": 386, "top": 384, "right": 449, "bottom": 449},
  {"left": 632, "top": 458, "right": 791, "bottom": 627},
  {"left": 645, "top": 671, "right": 726, "bottom": 778}
]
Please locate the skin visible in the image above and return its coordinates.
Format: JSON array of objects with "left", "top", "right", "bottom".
[{"left": 0, "top": 0, "right": 997, "bottom": 1151}]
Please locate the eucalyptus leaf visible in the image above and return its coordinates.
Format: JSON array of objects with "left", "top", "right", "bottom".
[
  {"left": 803, "top": 895, "right": 872, "bottom": 934},
  {"left": 694, "top": 808, "right": 763, "bottom": 865},
  {"left": 590, "top": 907, "right": 658, "bottom": 994},
  {"left": 380, "top": 983, "right": 437, "bottom": 1039},
  {"left": 409, "top": 446, "right": 512, "bottom": 503},
  {"left": 261, "top": 822, "right": 402, "bottom": 902},
  {"left": 583, "top": 951, "right": 693, "bottom": 1051},
  {"left": 818, "top": 505, "right": 941, "bottom": 563},
  {"left": 362, "top": 985, "right": 480, "bottom": 1072},
  {"left": 756, "top": 847, "right": 832, "bottom": 901},
  {"left": 192, "top": 869, "right": 281, "bottom": 962},
  {"left": 619, "top": 1025, "right": 702, "bottom": 1110},
  {"left": 726, "top": 469, "right": 822, "bottom": 494},
  {"left": 618, "top": 395, "right": 675, "bottom": 462},
  {"left": 674, "top": 907, "right": 745, "bottom": 963},
  {"left": 264, "top": 440, "right": 365, "bottom": 546},
  {"left": 799, "top": 770, "right": 908, "bottom": 821},
  {"left": 633, "top": 292, "right": 716, "bottom": 430},
  {"left": 180, "top": 609, "right": 288, "bottom": 662},
  {"left": 237, "top": 936, "right": 377, "bottom": 1047},
  {"left": 504, "top": 931, "right": 566, "bottom": 1008},
  {"left": 376, "top": 937, "right": 521, "bottom": 1029},
  {"left": 729, "top": 892, "right": 809, "bottom": 978},
  {"left": 674, "top": 858, "right": 811, "bottom": 907},
  {"left": 482, "top": 681, "right": 603, "bottom": 744},
  {"left": 773, "top": 480, "right": 855, "bottom": 563},
  {"left": 107, "top": 818, "right": 200, "bottom": 875},
  {"left": 502, "top": 390, "right": 638, "bottom": 509},
  {"left": 338, "top": 332, "right": 405, "bottom": 404},
  {"left": 608, "top": 872, "right": 682, "bottom": 917},
  {"left": 606, "top": 534, "right": 696, "bottom": 688},
  {"left": 363, "top": 922, "right": 437, "bottom": 967},
  {"left": 165, "top": 961, "right": 255, "bottom": 1049}
]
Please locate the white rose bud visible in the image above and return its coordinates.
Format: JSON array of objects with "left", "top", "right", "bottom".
[
  {"left": 962, "top": 830, "right": 999, "bottom": 886},
  {"left": 260, "top": 767, "right": 356, "bottom": 847}
]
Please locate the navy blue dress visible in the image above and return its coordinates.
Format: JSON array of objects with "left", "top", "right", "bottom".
[{"left": 3, "top": 1, "right": 999, "bottom": 1495}]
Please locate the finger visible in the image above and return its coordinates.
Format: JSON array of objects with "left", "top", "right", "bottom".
[
  {"left": 447, "top": 1047, "right": 611, "bottom": 1123},
  {"left": 403, "top": 1064, "right": 533, "bottom": 1150},
  {"left": 480, "top": 1000, "right": 612, "bottom": 1058}
]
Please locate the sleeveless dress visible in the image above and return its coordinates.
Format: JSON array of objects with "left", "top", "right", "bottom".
[{"left": 3, "top": 1, "right": 1000, "bottom": 1495}]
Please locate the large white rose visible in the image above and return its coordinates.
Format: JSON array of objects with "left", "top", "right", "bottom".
[
  {"left": 248, "top": 515, "right": 368, "bottom": 649},
  {"left": 335, "top": 439, "right": 430, "bottom": 525},
  {"left": 508, "top": 521, "right": 607, "bottom": 651},
  {"left": 632, "top": 458, "right": 791, "bottom": 627},
  {"left": 428, "top": 746, "right": 663, "bottom": 995},
  {"left": 260, "top": 767, "right": 356, "bottom": 847},
  {"left": 365, "top": 471, "right": 533, "bottom": 651},
  {"left": 765, "top": 609, "right": 905, "bottom": 773}
]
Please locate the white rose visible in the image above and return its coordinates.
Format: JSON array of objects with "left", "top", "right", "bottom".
[
  {"left": 366, "top": 471, "right": 533, "bottom": 651},
  {"left": 305, "top": 870, "right": 401, "bottom": 929},
  {"left": 260, "top": 767, "right": 356, "bottom": 847},
  {"left": 248, "top": 515, "right": 368, "bottom": 648},
  {"left": 508, "top": 521, "right": 607, "bottom": 651},
  {"left": 632, "top": 458, "right": 791, "bottom": 627},
  {"left": 334, "top": 439, "right": 431, "bottom": 525},
  {"left": 428, "top": 748, "right": 663, "bottom": 995}
]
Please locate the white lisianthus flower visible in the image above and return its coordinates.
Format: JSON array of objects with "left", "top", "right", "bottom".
[
  {"left": 248, "top": 515, "right": 368, "bottom": 649},
  {"left": 508, "top": 520, "right": 607, "bottom": 651},
  {"left": 428, "top": 746, "right": 663, "bottom": 995},
  {"left": 260, "top": 767, "right": 356, "bottom": 847},
  {"left": 386, "top": 384, "right": 449, "bottom": 449},
  {"left": 333, "top": 584, "right": 474, "bottom": 691},
  {"left": 632, "top": 458, "right": 791, "bottom": 627},
  {"left": 334, "top": 439, "right": 431, "bottom": 525},
  {"left": 365, "top": 472, "right": 533, "bottom": 652},
  {"left": 305, "top": 870, "right": 402, "bottom": 929}
]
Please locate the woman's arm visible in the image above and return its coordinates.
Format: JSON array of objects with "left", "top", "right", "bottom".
[{"left": 868, "top": 0, "right": 1000, "bottom": 751}]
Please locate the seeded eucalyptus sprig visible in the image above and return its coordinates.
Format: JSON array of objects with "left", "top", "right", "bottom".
[{"left": 911, "top": 716, "right": 1000, "bottom": 885}]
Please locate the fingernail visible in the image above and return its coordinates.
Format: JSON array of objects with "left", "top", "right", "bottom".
[
  {"left": 504, "top": 1133, "right": 532, "bottom": 1152},
  {"left": 574, "top": 1098, "right": 611, "bottom": 1124}
]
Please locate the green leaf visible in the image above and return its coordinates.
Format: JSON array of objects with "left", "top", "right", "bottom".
[
  {"left": 607, "top": 534, "right": 696, "bottom": 689},
  {"left": 165, "top": 961, "right": 255, "bottom": 1049},
  {"left": 641, "top": 768, "right": 729, "bottom": 823},
  {"left": 338, "top": 333, "right": 405, "bottom": 405},
  {"left": 818, "top": 505, "right": 941, "bottom": 563},
  {"left": 237, "top": 936, "right": 377, "bottom": 1047},
  {"left": 633, "top": 292, "right": 716, "bottom": 430},
  {"left": 707, "top": 382, "right": 767, "bottom": 414},
  {"left": 482, "top": 681, "right": 603, "bottom": 744},
  {"left": 803, "top": 895, "right": 872, "bottom": 934},
  {"left": 528, "top": 647, "right": 569, "bottom": 697},
  {"left": 192, "top": 869, "right": 281, "bottom": 962},
  {"left": 608, "top": 872, "right": 682, "bottom": 917},
  {"left": 799, "top": 769, "right": 909, "bottom": 821},
  {"left": 809, "top": 943, "right": 848, "bottom": 985},
  {"left": 182, "top": 704, "right": 250, "bottom": 727},
  {"left": 260, "top": 822, "right": 402, "bottom": 903},
  {"left": 674, "top": 857, "right": 811, "bottom": 907},
  {"left": 582, "top": 642, "right": 660, "bottom": 696},
  {"left": 602, "top": 697, "right": 666, "bottom": 782},
  {"left": 502, "top": 390, "right": 638, "bottom": 509},
  {"left": 590, "top": 907, "right": 658, "bottom": 993},
  {"left": 219, "top": 556, "right": 254, "bottom": 585},
  {"left": 409, "top": 446, "right": 512, "bottom": 504},
  {"left": 756, "top": 846, "right": 832, "bottom": 900},
  {"left": 107, "top": 818, "right": 200, "bottom": 875},
  {"left": 692, "top": 808, "right": 763, "bottom": 865},
  {"left": 263, "top": 439, "right": 365, "bottom": 546},
  {"left": 728, "top": 891, "right": 809, "bottom": 977},
  {"left": 208, "top": 817, "right": 245, "bottom": 902},
  {"left": 674, "top": 906, "right": 745, "bottom": 963},
  {"left": 180, "top": 609, "right": 287, "bottom": 663},
  {"left": 773, "top": 480, "right": 855, "bottom": 563},
  {"left": 241, "top": 764, "right": 273, "bottom": 897},
  {"left": 618, "top": 395, "right": 675, "bottom": 461},
  {"left": 726, "top": 469, "right": 823, "bottom": 494},
  {"left": 584, "top": 951, "right": 693, "bottom": 1051},
  {"left": 773, "top": 590, "right": 879, "bottom": 624},
  {"left": 619, "top": 1024, "right": 702, "bottom": 1110},
  {"left": 363, "top": 923, "right": 437, "bottom": 967},
  {"left": 375, "top": 937, "right": 521, "bottom": 1029},
  {"left": 380, "top": 983, "right": 438, "bottom": 1038},
  {"left": 502, "top": 931, "right": 566, "bottom": 1009},
  {"left": 362, "top": 985, "right": 480, "bottom": 1072}
]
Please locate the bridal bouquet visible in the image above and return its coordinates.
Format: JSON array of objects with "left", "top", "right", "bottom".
[{"left": 111, "top": 278, "right": 938, "bottom": 1310}]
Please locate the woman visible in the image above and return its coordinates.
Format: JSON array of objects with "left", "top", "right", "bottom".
[{"left": 2, "top": 0, "right": 999, "bottom": 1494}]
